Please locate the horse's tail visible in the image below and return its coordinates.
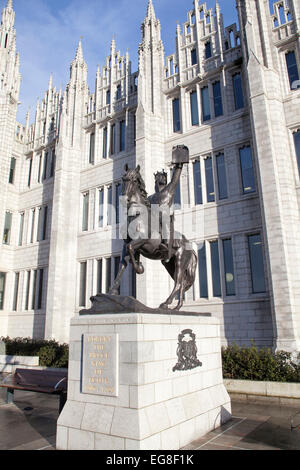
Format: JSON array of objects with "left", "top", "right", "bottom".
[{"left": 183, "top": 250, "right": 197, "bottom": 292}]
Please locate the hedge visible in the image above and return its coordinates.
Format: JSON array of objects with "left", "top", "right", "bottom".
[
  {"left": 0, "top": 337, "right": 69, "bottom": 369},
  {"left": 222, "top": 342, "right": 300, "bottom": 383}
]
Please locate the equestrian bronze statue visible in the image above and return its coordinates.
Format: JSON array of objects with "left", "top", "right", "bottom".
[{"left": 109, "top": 145, "right": 197, "bottom": 311}]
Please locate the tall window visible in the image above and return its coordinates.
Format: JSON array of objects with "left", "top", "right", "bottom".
[
  {"left": 30, "top": 209, "right": 35, "bottom": 243},
  {"left": 99, "top": 188, "right": 104, "bottom": 228},
  {"left": 190, "top": 90, "right": 199, "bottom": 126},
  {"left": 106, "top": 89, "right": 111, "bottom": 105},
  {"left": 191, "top": 48, "right": 197, "bottom": 65},
  {"left": 18, "top": 212, "right": 24, "bottom": 246},
  {"left": 36, "top": 207, "right": 42, "bottom": 242},
  {"left": 216, "top": 153, "right": 228, "bottom": 200},
  {"left": 97, "top": 259, "right": 103, "bottom": 294},
  {"left": 42, "top": 152, "right": 48, "bottom": 181},
  {"left": 172, "top": 98, "right": 181, "bottom": 132},
  {"left": 233, "top": 72, "right": 244, "bottom": 110},
  {"left": 223, "top": 239, "right": 235, "bottom": 296},
  {"left": 114, "top": 256, "right": 121, "bottom": 295},
  {"left": 79, "top": 262, "right": 87, "bottom": 307},
  {"left": 82, "top": 193, "right": 89, "bottom": 232},
  {"left": 89, "top": 132, "right": 95, "bottom": 164},
  {"left": 25, "top": 271, "right": 31, "bottom": 311},
  {"left": 3, "top": 211, "right": 12, "bottom": 245},
  {"left": 28, "top": 158, "right": 33, "bottom": 187},
  {"left": 285, "top": 51, "right": 299, "bottom": 90},
  {"left": 116, "top": 183, "right": 122, "bottom": 225},
  {"left": 193, "top": 160, "right": 203, "bottom": 205},
  {"left": 172, "top": 169, "right": 181, "bottom": 208},
  {"left": 103, "top": 127, "right": 107, "bottom": 159},
  {"left": 248, "top": 234, "right": 266, "bottom": 293},
  {"left": 42, "top": 205, "right": 48, "bottom": 241},
  {"left": 13, "top": 272, "right": 20, "bottom": 311},
  {"left": 210, "top": 241, "right": 221, "bottom": 297},
  {"left": 50, "top": 151, "right": 56, "bottom": 177},
  {"left": 120, "top": 120, "right": 126, "bottom": 152},
  {"left": 293, "top": 129, "right": 300, "bottom": 175},
  {"left": 38, "top": 154, "right": 42, "bottom": 183},
  {"left": 213, "top": 81, "right": 223, "bottom": 117},
  {"left": 205, "top": 157, "right": 215, "bottom": 202},
  {"left": 0, "top": 272, "right": 6, "bottom": 310},
  {"left": 198, "top": 243, "right": 208, "bottom": 298},
  {"left": 37, "top": 269, "right": 44, "bottom": 310},
  {"left": 31, "top": 270, "right": 37, "bottom": 310},
  {"left": 205, "top": 41, "right": 212, "bottom": 59},
  {"left": 107, "top": 186, "right": 112, "bottom": 226},
  {"left": 116, "top": 84, "right": 121, "bottom": 100},
  {"left": 239, "top": 146, "right": 256, "bottom": 194},
  {"left": 201, "top": 86, "right": 211, "bottom": 122},
  {"left": 9, "top": 157, "right": 16, "bottom": 184},
  {"left": 106, "top": 258, "right": 111, "bottom": 293},
  {"left": 110, "top": 124, "right": 116, "bottom": 155}
]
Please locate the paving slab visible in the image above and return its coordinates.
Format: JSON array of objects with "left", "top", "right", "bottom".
[{"left": 0, "top": 389, "right": 299, "bottom": 450}]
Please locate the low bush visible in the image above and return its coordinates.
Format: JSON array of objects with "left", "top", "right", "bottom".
[
  {"left": 222, "top": 342, "right": 300, "bottom": 383},
  {"left": 0, "top": 337, "right": 69, "bottom": 369}
]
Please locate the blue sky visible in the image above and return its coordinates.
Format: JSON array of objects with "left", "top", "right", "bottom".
[{"left": 10, "top": 0, "right": 243, "bottom": 123}]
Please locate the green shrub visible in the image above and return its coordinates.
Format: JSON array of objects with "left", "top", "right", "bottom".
[
  {"left": 222, "top": 342, "right": 300, "bottom": 383},
  {"left": 0, "top": 337, "right": 69, "bottom": 369}
]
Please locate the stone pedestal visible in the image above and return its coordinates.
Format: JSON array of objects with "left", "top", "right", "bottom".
[{"left": 56, "top": 313, "right": 231, "bottom": 450}]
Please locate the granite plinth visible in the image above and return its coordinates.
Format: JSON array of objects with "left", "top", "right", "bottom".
[{"left": 56, "top": 312, "right": 231, "bottom": 450}]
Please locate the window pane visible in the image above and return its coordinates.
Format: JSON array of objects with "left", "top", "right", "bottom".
[
  {"left": 293, "top": 130, "right": 300, "bottom": 175},
  {"left": 190, "top": 91, "right": 199, "bottom": 126},
  {"left": 42, "top": 152, "right": 48, "bottom": 181},
  {"left": 82, "top": 193, "right": 89, "bottom": 231},
  {"left": 38, "top": 154, "right": 42, "bottom": 183},
  {"left": 3, "top": 211, "right": 12, "bottom": 245},
  {"left": 205, "top": 41, "right": 212, "bottom": 59},
  {"left": 97, "top": 259, "right": 102, "bottom": 294},
  {"left": 9, "top": 157, "right": 16, "bottom": 184},
  {"left": 120, "top": 120, "right": 125, "bottom": 152},
  {"left": 240, "top": 146, "right": 256, "bottom": 194},
  {"left": 248, "top": 234, "right": 266, "bottom": 293},
  {"left": 106, "top": 89, "right": 111, "bottom": 105},
  {"left": 172, "top": 98, "right": 181, "bottom": 132},
  {"left": 213, "top": 81, "right": 223, "bottom": 117},
  {"left": 89, "top": 132, "right": 95, "bottom": 164},
  {"left": 0, "top": 272, "right": 6, "bottom": 310},
  {"left": 79, "top": 262, "right": 87, "bottom": 306},
  {"left": 36, "top": 207, "right": 42, "bottom": 242},
  {"left": 106, "top": 258, "right": 111, "bottom": 293},
  {"left": 131, "top": 265, "right": 136, "bottom": 298},
  {"left": 103, "top": 128, "right": 107, "bottom": 159},
  {"left": 223, "top": 239, "right": 235, "bottom": 296},
  {"left": 210, "top": 241, "right": 221, "bottom": 297},
  {"left": 50, "top": 151, "right": 56, "bottom": 177},
  {"left": 172, "top": 169, "right": 181, "bottom": 208},
  {"left": 193, "top": 160, "right": 203, "bottom": 205},
  {"left": 198, "top": 243, "right": 208, "bottom": 298},
  {"left": 233, "top": 73, "right": 244, "bottom": 109},
  {"left": 286, "top": 51, "right": 299, "bottom": 90},
  {"left": 201, "top": 87, "right": 211, "bottom": 121},
  {"left": 42, "top": 206, "right": 48, "bottom": 240},
  {"left": 205, "top": 157, "right": 215, "bottom": 202},
  {"left": 216, "top": 153, "right": 228, "bottom": 200},
  {"left": 191, "top": 48, "right": 197, "bottom": 65},
  {"left": 99, "top": 188, "right": 104, "bottom": 228},
  {"left": 13, "top": 272, "right": 20, "bottom": 311}
]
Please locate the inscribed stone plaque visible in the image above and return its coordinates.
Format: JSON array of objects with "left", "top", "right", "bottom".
[{"left": 82, "top": 333, "right": 119, "bottom": 397}]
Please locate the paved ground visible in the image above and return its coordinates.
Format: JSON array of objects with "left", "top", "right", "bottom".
[{"left": 0, "top": 389, "right": 299, "bottom": 450}]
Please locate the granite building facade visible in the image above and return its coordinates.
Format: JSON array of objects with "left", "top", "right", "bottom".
[{"left": 0, "top": 0, "right": 300, "bottom": 352}]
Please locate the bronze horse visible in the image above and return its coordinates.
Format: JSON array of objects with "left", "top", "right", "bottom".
[{"left": 109, "top": 160, "right": 197, "bottom": 310}]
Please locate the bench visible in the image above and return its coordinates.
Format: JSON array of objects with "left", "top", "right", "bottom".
[{"left": 0, "top": 368, "right": 68, "bottom": 414}]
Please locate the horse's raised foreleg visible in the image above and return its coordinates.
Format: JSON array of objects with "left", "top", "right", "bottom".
[
  {"left": 127, "top": 239, "right": 146, "bottom": 274},
  {"left": 109, "top": 244, "right": 130, "bottom": 295}
]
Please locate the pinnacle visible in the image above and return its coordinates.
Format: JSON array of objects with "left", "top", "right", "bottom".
[
  {"left": 75, "top": 38, "right": 84, "bottom": 62},
  {"left": 146, "top": 0, "right": 156, "bottom": 20},
  {"left": 6, "top": 0, "right": 13, "bottom": 10}
]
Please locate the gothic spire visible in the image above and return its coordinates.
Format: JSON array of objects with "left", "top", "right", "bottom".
[
  {"left": 75, "top": 38, "right": 84, "bottom": 62},
  {"left": 146, "top": 0, "right": 156, "bottom": 19},
  {"left": 6, "top": 0, "right": 13, "bottom": 10}
]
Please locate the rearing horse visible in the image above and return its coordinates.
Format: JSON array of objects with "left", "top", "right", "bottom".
[{"left": 109, "top": 164, "right": 197, "bottom": 310}]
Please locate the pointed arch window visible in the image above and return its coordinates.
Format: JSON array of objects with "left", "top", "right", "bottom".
[
  {"left": 293, "top": 129, "right": 300, "bottom": 176},
  {"left": 285, "top": 51, "right": 299, "bottom": 90}
]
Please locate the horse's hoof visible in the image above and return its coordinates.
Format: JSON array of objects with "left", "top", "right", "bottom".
[
  {"left": 109, "top": 289, "right": 119, "bottom": 296},
  {"left": 159, "top": 303, "right": 170, "bottom": 310},
  {"left": 136, "top": 264, "right": 144, "bottom": 274}
]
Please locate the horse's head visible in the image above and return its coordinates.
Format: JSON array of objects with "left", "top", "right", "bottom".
[{"left": 122, "top": 164, "right": 142, "bottom": 203}]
